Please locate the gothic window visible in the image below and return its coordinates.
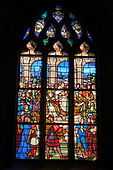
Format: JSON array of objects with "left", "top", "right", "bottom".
[{"left": 16, "top": 5, "right": 97, "bottom": 160}]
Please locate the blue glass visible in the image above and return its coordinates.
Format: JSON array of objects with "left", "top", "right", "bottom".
[
  {"left": 57, "top": 61, "right": 69, "bottom": 80},
  {"left": 83, "top": 62, "right": 96, "bottom": 78},
  {"left": 16, "top": 124, "right": 32, "bottom": 159},
  {"left": 31, "top": 60, "right": 42, "bottom": 79}
]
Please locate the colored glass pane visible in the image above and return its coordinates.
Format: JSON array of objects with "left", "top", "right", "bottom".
[
  {"left": 16, "top": 124, "right": 40, "bottom": 159},
  {"left": 16, "top": 5, "right": 97, "bottom": 160}
]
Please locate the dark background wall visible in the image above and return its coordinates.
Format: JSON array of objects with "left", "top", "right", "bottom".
[{"left": 0, "top": 0, "right": 113, "bottom": 169}]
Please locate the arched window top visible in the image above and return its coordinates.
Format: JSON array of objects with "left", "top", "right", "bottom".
[{"left": 22, "top": 5, "right": 95, "bottom": 55}]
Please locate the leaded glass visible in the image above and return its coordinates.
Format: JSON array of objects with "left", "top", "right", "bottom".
[{"left": 16, "top": 5, "right": 97, "bottom": 161}]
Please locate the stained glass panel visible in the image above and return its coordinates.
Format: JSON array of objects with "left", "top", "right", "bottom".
[
  {"left": 16, "top": 5, "right": 97, "bottom": 160},
  {"left": 45, "top": 124, "right": 68, "bottom": 159},
  {"left": 16, "top": 124, "right": 40, "bottom": 159},
  {"left": 74, "top": 58, "right": 96, "bottom": 89},
  {"left": 17, "top": 89, "right": 40, "bottom": 123},
  {"left": 74, "top": 91, "right": 96, "bottom": 124},
  {"left": 20, "top": 56, "right": 42, "bottom": 88},
  {"left": 74, "top": 125, "right": 96, "bottom": 160},
  {"left": 47, "top": 57, "right": 69, "bottom": 89},
  {"left": 46, "top": 90, "right": 68, "bottom": 123}
]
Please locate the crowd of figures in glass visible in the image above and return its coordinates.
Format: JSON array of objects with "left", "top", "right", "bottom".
[{"left": 16, "top": 5, "right": 96, "bottom": 160}]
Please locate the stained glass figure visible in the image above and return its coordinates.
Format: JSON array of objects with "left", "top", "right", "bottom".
[
  {"left": 74, "top": 91, "right": 96, "bottom": 124},
  {"left": 47, "top": 57, "right": 69, "bottom": 89},
  {"left": 45, "top": 124, "right": 68, "bottom": 159},
  {"left": 74, "top": 125, "right": 96, "bottom": 160},
  {"left": 71, "top": 21, "right": 82, "bottom": 39},
  {"left": 61, "top": 25, "right": 70, "bottom": 39},
  {"left": 17, "top": 89, "right": 40, "bottom": 123},
  {"left": 46, "top": 90, "right": 68, "bottom": 123},
  {"left": 20, "top": 57, "right": 42, "bottom": 88},
  {"left": 34, "top": 20, "right": 45, "bottom": 37},
  {"left": 74, "top": 58, "right": 96, "bottom": 89},
  {"left": 52, "top": 9, "right": 64, "bottom": 23},
  {"left": 46, "top": 24, "right": 56, "bottom": 38},
  {"left": 16, "top": 124, "right": 40, "bottom": 159}
]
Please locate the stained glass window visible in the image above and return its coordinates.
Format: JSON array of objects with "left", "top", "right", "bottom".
[{"left": 16, "top": 5, "right": 97, "bottom": 160}]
